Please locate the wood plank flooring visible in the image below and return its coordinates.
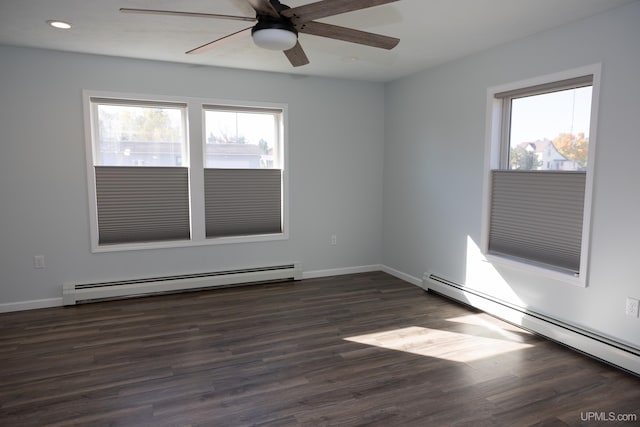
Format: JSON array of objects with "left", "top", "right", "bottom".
[{"left": 0, "top": 272, "right": 638, "bottom": 426}]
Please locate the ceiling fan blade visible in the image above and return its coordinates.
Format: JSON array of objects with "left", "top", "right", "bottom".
[
  {"left": 246, "top": 0, "right": 280, "bottom": 18},
  {"left": 298, "top": 21, "right": 399, "bottom": 50},
  {"left": 283, "top": 41, "right": 310, "bottom": 67},
  {"left": 120, "top": 8, "right": 256, "bottom": 23},
  {"left": 186, "top": 27, "right": 253, "bottom": 54},
  {"left": 282, "top": 0, "right": 399, "bottom": 24}
]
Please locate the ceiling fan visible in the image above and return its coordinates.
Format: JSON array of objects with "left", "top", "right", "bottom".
[{"left": 120, "top": 0, "right": 400, "bottom": 67}]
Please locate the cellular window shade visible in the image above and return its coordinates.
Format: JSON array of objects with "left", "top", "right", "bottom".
[
  {"left": 95, "top": 166, "right": 190, "bottom": 244},
  {"left": 205, "top": 169, "right": 282, "bottom": 238},
  {"left": 489, "top": 171, "right": 586, "bottom": 272}
]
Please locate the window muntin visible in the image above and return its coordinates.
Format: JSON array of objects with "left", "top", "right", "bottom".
[
  {"left": 505, "top": 85, "right": 592, "bottom": 171},
  {"left": 204, "top": 108, "right": 281, "bottom": 169},
  {"left": 93, "top": 102, "right": 187, "bottom": 167}
]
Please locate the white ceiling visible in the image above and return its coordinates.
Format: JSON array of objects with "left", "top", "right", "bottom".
[{"left": 0, "top": 0, "right": 636, "bottom": 82}]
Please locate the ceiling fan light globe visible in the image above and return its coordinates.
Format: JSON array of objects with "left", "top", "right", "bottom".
[{"left": 252, "top": 28, "right": 297, "bottom": 51}]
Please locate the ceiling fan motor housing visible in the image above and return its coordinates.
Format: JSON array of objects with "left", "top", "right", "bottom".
[
  {"left": 251, "top": 2, "right": 298, "bottom": 51},
  {"left": 252, "top": 1, "right": 297, "bottom": 34},
  {"left": 251, "top": 15, "right": 298, "bottom": 37}
]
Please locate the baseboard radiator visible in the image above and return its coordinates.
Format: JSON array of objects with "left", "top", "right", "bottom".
[
  {"left": 63, "top": 263, "right": 302, "bottom": 306},
  {"left": 423, "top": 273, "right": 640, "bottom": 376}
]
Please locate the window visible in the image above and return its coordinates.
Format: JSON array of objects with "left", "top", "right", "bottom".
[
  {"left": 84, "top": 92, "right": 287, "bottom": 251},
  {"left": 483, "top": 66, "right": 600, "bottom": 285},
  {"left": 203, "top": 106, "right": 283, "bottom": 238},
  {"left": 90, "top": 99, "right": 190, "bottom": 245}
]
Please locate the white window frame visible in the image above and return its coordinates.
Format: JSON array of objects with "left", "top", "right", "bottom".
[
  {"left": 481, "top": 64, "right": 601, "bottom": 287},
  {"left": 83, "top": 90, "right": 289, "bottom": 253}
]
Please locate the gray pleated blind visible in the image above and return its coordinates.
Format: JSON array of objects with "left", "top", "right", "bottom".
[
  {"left": 95, "top": 166, "right": 190, "bottom": 244},
  {"left": 494, "top": 75, "right": 593, "bottom": 99},
  {"left": 204, "top": 169, "right": 282, "bottom": 238},
  {"left": 489, "top": 170, "right": 586, "bottom": 272}
]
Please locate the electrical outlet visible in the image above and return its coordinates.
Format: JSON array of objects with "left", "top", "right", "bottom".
[
  {"left": 625, "top": 297, "right": 639, "bottom": 318},
  {"left": 33, "top": 255, "right": 45, "bottom": 269},
  {"left": 331, "top": 234, "right": 337, "bottom": 245}
]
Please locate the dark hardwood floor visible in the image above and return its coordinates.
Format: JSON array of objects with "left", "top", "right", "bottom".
[{"left": 1, "top": 272, "right": 638, "bottom": 426}]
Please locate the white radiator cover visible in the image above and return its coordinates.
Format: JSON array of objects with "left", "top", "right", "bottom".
[
  {"left": 63, "top": 263, "right": 302, "bottom": 305},
  {"left": 424, "top": 273, "right": 640, "bottom": 376}
]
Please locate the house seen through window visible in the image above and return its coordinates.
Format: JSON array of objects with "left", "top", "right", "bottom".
[
  {"left": 96, "top": 103, "right": 186, "bottom": 167},
  {"left": 204, "top": 109, "right": 280, "bottom": 169},
  {"left": 507, "top": 85, "right": 592, "bottom": 171}
]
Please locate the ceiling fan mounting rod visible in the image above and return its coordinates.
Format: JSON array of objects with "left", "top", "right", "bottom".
[{"left": 268, "top": 0, "right": 289, "bottom": 13}]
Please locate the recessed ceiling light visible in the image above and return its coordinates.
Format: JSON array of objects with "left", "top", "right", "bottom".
[{"left": 47, "top": 20, "right": 72, "bottom": 30}]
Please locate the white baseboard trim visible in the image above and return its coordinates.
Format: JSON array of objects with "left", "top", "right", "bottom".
[
  {"left": 380, "top": 265, "right": 422, "bottom": 286},
  {"left": 0, "top": 265, "right": 420, "bottom": 313},
  {"left": 0, "top": 297, "right": 63, "bottom": 313},
  {"left": 424, "top": 273, "right": 640, "bottom": 376},
  {"left": 302, "top": 264, "right": 423, "bottom": 286},
  {"left": 302, "top": 264, "right": 381, "bottom": 280}
]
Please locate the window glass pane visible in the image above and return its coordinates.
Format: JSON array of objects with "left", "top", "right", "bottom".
[
  {"left": 205, "top": 110, "right": 279, "bottom": 169},
  {"left": 508, "top": 86, "right": 592, "bottom": 171},
  {"left": 95, "top": 104, "right": 186, "bottom": 166}
]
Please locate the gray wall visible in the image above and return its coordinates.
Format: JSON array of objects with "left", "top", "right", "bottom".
[
  {"left": 383, "top": 1, "right": 640, "bottom": 347},
  {"left": 0, "top": 47, "right": 385, "bottom": 304}
]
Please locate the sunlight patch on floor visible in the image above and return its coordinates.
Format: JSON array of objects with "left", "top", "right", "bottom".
[{"left": 344, "top": 326, "right": 533, "bottom": 363}]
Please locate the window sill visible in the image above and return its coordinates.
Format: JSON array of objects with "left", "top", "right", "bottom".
[
  {"left": 484, "top": 253, "right": 586, "bottom": 288},
  {"left": 91, "top": 232, "right": 288, "bottom": 253}
]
